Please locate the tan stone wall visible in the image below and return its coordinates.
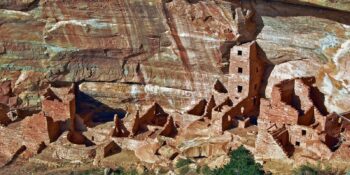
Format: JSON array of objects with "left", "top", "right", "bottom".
[
  {"left": 288, "top": 125, "right": 319, "bottom": 148},
  {"left": 260, "top": 98, "right": 299, "bottom": 125},
  {"left": 271, "top": 80, "right": 294, "bottom": 106},
  {"left": 228, "top": 42, "right": 256, "bottom": 102},
  {"left": 255, "top": 129, "right": 289, "bottom": 160}
]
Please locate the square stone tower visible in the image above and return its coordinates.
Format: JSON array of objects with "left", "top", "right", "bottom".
[{"left": 228, "top": 41, "right": 264, "bottom": 104}]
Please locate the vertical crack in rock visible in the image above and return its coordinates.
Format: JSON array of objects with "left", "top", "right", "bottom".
[{"left": 162, "top": 0, "right": 194, "bottom": 82}]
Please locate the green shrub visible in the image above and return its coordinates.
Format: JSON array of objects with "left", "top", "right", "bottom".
[
  {"left": 111, "top": 167, "right": 139, "bottom": 175},
  {"left": 201, "top": 165, "right": 215, "bottom": 175},
  {"left": 72, "top": 169, "right": 104, "bottom": 175},
  {"left": 179, "top": 166, "right": 190, "bottom": 175},
  {"left": 176, "top": 158, "right": 193, "bottom": 168},
  {"left": 292, "top": 163, "right": 345, "bottom": 175},
  {"left": 210, "top": 146, "right": 264, "bottom": 175}
]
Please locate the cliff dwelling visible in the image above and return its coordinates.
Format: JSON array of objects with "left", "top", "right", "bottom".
[{"left": 1, "top": 0, "right": 350, "bottom": 174}]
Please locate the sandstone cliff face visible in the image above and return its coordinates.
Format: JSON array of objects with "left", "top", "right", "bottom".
[
  {"left": 278, "top": 0, "right": 350, "bottom": 12},
  {"left": 254, "top": 1, "right": 350, "bottom": 113},
  {"left": 0, "top": 0, "right": 349, "bottom": 112},
  {"left": 1, "top": 0, "right": 350, "bottom": 174}
]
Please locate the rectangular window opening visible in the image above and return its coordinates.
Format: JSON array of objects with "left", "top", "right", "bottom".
[
  {"left": 237, "top": 86, "right": 243, "bottom": 93},
  {"left": 295, "top": 141, "right": 300, "bottom": 146},
  {"left": 238, "top": 67, "right": 243, "bottom": 73},
  {"left": 237, "top": 50, "right": 242, "bottom": 56},
  {"left": 302, "top": 130, "right": 306, "bottom": 136}
]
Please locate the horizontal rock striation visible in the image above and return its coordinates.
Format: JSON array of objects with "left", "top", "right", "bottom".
[{"left": 0, "top": 0, "right": 350, "bottom": 173}]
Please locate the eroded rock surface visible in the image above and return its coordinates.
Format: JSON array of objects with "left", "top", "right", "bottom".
[
  {"left": 0, "top": 0, "right": 350, "bottom": 174},
  {"left": 278, "top": 0, "right": 350, "bottom": 12}
]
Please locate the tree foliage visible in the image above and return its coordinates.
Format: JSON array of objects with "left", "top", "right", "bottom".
[
  {"left": 292, "top": 163, "right": 345, "bottom": 175},
  {"left": 176, "top": 158, "right": 193, "bottom": 168},
  {"left": 210, "top": 146, "right": 264, "bottom": 175}
]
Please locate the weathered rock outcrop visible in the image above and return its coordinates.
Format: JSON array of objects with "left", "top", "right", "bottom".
[
  {"left": 278, "top": 0, "right": 350, "bottom": 12},
  {"left": 0, "top": 0, "right": 350, "bottom": 174},
  {"left": 254, "top": 0, "right": 350, "bottom": 113},
  {"left": 1, "top": 0, "right": 349, "bottom": 113}
]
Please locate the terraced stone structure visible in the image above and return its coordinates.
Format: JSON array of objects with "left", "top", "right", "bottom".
[
  {"left": 1, "top": 0, "right": 350, "bottom": 174},
  {"left": 256, "top": 77, "right": 350, "bottom": 162}
]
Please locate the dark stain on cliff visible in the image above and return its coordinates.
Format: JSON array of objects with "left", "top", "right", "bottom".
[{"left": 162, "top": 0, "right": 194, "bottom": 83}]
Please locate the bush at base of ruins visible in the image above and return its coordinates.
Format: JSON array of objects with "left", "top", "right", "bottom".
[
  {"left": 175, "top": 158, "right": 194, "bottom": 175},
  {"left": 292, "top": 163, "right": 345, "bottom": 175},
  {"left": 176, "top": 158, "right": 194, "bottom": 169},
  {"left": 72, "top": 169, "right": 104, "bottom": 175},
  {"left": 74, "top": 167, "right": 139, "bottom": 175},
  {"left": 207, "top": 146, "right": 264, "bottom": 175}
]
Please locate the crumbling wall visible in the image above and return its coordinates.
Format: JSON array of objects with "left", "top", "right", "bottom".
[
  {"left": 324, "top": 113, "right": 342, "bottom": 137},
  {"left": 214, "top": 97, "right": 232, "bottom": 112},
  {"left": 288, "top": 125, "right": 319, "bottom": 148},
  {"left": 213, "top": 80, "right": 228, "bottom": 94},
  {"left": 260, "top": 98, "right": 299, "bottom": 125},
  {"left": 294, "top": 79, "right": 313, "bottom": 114},
  {"left": 131, "top": 112, "right": 141, "bottom": 135},
  {"left": 160, "top": 116, "right": 177, "bottom": 137},
  {"left": 103, "top": 141, "right": 121, "bottom": 158},
  {"left": 20, "top": 112, "right": 51, "bottom": 157},
  {"left": 221, "top": 113, "right": 238, "bottom": 132},
  {"left": 297, "top": 106, "right": 315, "bottom": 126},
  {"left": 221, "top": 97, "right": 258, "bottom": 131},
  {"left": 271, "top": 80, "right": 295, "bottom": 106},
  {"left": 304, "top": 140, "right": 333, "bottom": 160},
  {"left": 309, "top": 86, "right": 329, "bottom": 116},
  {"left": 255, "top": 129, "right": 289, "bottom": 160},
  {"left": 0, "top": 104, "right": 10, "bottom": 125},
  {"left": 257, "top": 77, "right": 345, "bottom": 160},
  {"left": 111, "top": 115, "right": 130, "bottom": 137},
  {"left": 138, "top": 103, "right": 168, "bottom": 127},
  {"left": 187, "top": 99, "right": 207, "bottom": 116},
  {"left": 46, "top": 117, "right": 64, "bottom": 142},
  {"left": 0, "top": 81, "right": 17, "bottom": 107},
  {"left": 314, "top": 110, "right": 327, "bottom": 131},
  {"left": 42, "top": 84, "right": 76, "bottom": 133},
  {"left": 203, "top": 96, "right": 216, "bottom": 119},
  {"left": 42, "top": 98, "right": 74, "bottom": 122}
]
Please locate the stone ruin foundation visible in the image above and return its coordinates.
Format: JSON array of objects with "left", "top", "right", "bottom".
[{"left": 0, "top": 41, "right": 349, "bottom": 172}]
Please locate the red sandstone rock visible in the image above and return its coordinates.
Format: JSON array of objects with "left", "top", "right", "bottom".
[
  {"left": 20, "top": 112, "right": 51, "bottom": 156},
  {"left": 0, "top": 1, "right": 350, "bottom": 172},
  {"left": 110, "top": 115, "right": 130, "bottom": 138},
  {"left": 0, "top": 81, "right": 17, "bottom": 107},
  {"left": 42, "top": 84, "right": 75, "bottom": 123},
  {"left": 0, "top": 104, "right": 10, "bottom": 125},
  {"left": 0, "top": 125, "right": 25, "bottom": 167},
  {"left": 0, "top": 111, "right": 61, "bottom": 166}
]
